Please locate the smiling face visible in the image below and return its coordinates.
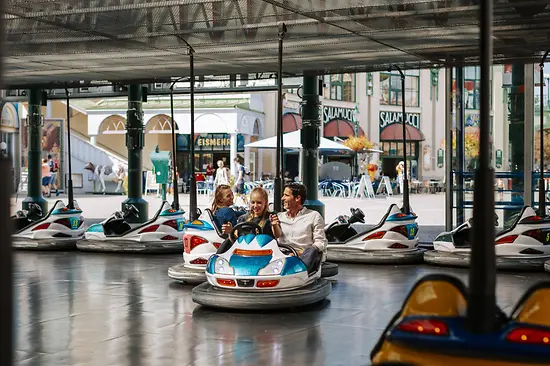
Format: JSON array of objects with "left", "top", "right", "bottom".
[
  {"left": 220, "top": 188, "right": 234, "bottom": 207},
  {"left": 249, "top": 191, "right": 267, "bottom": 217},
  {"left": 282, "top": 187, "right": 301, "bottom": 211}
]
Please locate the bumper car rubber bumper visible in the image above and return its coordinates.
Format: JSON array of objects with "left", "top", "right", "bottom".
[
  {"left": 12, "top": 237, "right": 78, "bottom": 250},
  {"left": 545, "top": 260, "right": 550, "bottom": 273},
  {"left": 76, "top": 239, "right": 182, "bottom": 253},
  {"left": 168, "top": 263, "right": 206, "bottom": 284},
  {"left": 424, "top": 250, "right": 550, "bottom": 271},
  {"left": 326, "top": 248, "right": 424, "bottom": 264},
  {"left": 321, "top": 262, "right": 338, "bottom": 277},
  {"left": 191, "top": 278, "right": 332, "bottom": 310}
]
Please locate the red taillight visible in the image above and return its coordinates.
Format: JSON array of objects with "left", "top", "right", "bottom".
[
  {"left": 496, "top": 235, "right": 518, "bottom": 244},
  {"left": 523, "top": 230, "right": 544, "bottom": 243},
  {"left": 54, "top": 218, "right": 72, "bottom": 228},
  {"left": 32, "top": 223, "right": 50, "bottom": 231},
  {"left": 390, "top": 226, "right": 409, "bottom": 237},
  {"left": 257, "top": 280, "right": 279, "bottom": 288},
  {"left": 161, "top": 235, "right": 178, "bottom": 241},
  {"left": 389, "top": 243, "right": 408, "bottom": 249},
  {"left": 217, "top": 278, "right": 236, "bottom": 287},
  {"left": 397, "top": 319, "right": 449, "bottom": 336},
  {"left": 522, "top": 216, "right": 542, "bottom": 222},
  {"left": 188, "top": 235, "right": 208, "bottom": 253},
  {"left": 139, "top": 224, "right": 159, "bottom": 234},
  {"left": 190, "top": 258, "right": 208, "bottom": 265},
  {"left": 213, "top": 243, "right": 221, "bottom": 249},
  {"left": 363, "top": 231, "right": 386, "bottom": 241},
  {"left": 506, "top": 327, "right": 550, "bottom": 345},
  {"left": 163, "top": 220, "right": 178, "bottom": 230}
]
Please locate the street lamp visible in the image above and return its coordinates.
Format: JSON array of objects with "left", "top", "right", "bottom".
[
  {"left": 389, "top": 65, "right": 410, "bottom": 214},
  {"left": 169, "top": 76, "right": 187, "bottom": 211}
]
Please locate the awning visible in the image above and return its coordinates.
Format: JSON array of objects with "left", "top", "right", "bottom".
[
  {"left": 283, "top": 113, "right": 302, "bottom": 133},
  {"left": 324, "top": 119, "right": 365, "bottom": 138},
  {"left": 380, "top": 124, "right": 425, "bottom": 141},
  {"left": 244, "top": 130, "right": 352, "bottom": 152}
]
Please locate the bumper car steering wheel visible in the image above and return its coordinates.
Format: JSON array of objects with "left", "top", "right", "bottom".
[
  {"left": 229, "top": 222, "right": 263, "bottom": 242},
  {"left": 278, "top": 243, "right": 299, "bottom": 257},
  {"left": 124, "top": 204, "right": 140, "bottom": 219},
  {"left": 350, "top": 207, "right": 365, "bottom": 223}
]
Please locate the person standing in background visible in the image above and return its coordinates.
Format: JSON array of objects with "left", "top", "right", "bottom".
[
  {"left": 41, "top": 158, "right": 52, "bottom": 197},
  {"left": 47, "top": 154, "right": 59, "bottom": 197}
]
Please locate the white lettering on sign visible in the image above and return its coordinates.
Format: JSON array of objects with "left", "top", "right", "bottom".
[
  {"left": 323, "top": 106, "right": 356, "bottom": 123},
  {"left": 379, "top": 111, "right": 421, "bottom": 130},
  {"left": 197, "top": 137, "right": 231, "bottom": 147}
]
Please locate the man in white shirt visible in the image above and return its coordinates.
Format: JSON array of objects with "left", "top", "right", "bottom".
[{"left": 270, "top": 183, "right": 327, "bottom": 273}]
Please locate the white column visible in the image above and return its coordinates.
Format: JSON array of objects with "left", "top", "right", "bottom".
[
  {"left": 257, "top": 149, "right": 263, "bottom": 180},
  {"left": 46, "top": 100, "right": 53, "bottom": 118},
  {"left": 298, "top": 149, "right": 303, "bottom": 181},
  {"left": 90, "top": 136, "right": 97, "bottom": 146},
  {"left": 244, "top": 135, "right": 251, "bottom": 172},
  {"left": 230, "top": 133, "right": 237, "bottom": 177}
]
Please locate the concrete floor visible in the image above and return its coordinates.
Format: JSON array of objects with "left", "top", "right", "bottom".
[{"left": 14, "top": 251, "right": 550, "bottom": 366}]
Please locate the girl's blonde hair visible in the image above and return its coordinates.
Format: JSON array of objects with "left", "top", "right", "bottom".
[
  {"left": 211, "top": 184, "right": 232, "bottom": 212},
  {"left": 243, "top": 187, "right": 269, "bottom": 227}
]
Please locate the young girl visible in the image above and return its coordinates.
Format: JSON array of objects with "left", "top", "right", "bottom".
[
  {"left": 222, "top": 187, "right": 281, "bottom": 239},
  {"left": 211, "top": 184, "right": 245, "bottom": 231}
]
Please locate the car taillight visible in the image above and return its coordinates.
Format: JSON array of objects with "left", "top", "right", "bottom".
[
  {"left": 389, "top": 243, "right": 408, "bottom": 249},
  {"left": 523, "top": 229, "right": 544, "bottom": 243},
  {"left": 54, "top": 218, "right": 72, "bottom": 228},
  {"left": 363, "top": 231, "right": 385, "bottom": 241},
  {"left": 496, "top": 235, "right": 518, "bottom": 244},
  {"left": 139, "top": 224, "right": 159, "bottom": 234},
  {"left": 396, "top": 318, "right": 449, "bottom": 336},
  {"left": 163, "top": 220, "right": 178, "bottom": 230},
  {"left": 257, "top": 280, "right": 279, "bottom": 288},
  {"left": 390, "top": 226, "right": 409, "bottom": 237},
  {"left": 161, "top": 235, "right": 178, "bottom": 241},
  {"left": 32, "top": 223, "right": 50, "bottom": 231},
  {"left": 213, "top": 242, "right": 221, "bottom": 249},
  {"left": 188, "top": 236, "right": 208, "bottom": 251},
  {"left": 217, "top": 278, "right": 236, "bottom": 287},
  {"left": 506, "top": 327, "right": 550, "bottom": 345},
  {"left": 190, "top": 258, "right": 208, "bottom": 265}
]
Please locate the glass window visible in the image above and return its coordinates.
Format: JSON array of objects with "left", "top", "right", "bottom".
[
  {"left": 326, "top": 73, "right": 355, "bottom": 102},
  {"left": 380, "top": 71, "right": 419, "bottom": 107}
]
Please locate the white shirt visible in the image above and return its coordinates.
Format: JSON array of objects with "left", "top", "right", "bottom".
[{"left": 277, "top": 207, "right": 328, "bottom": 257}]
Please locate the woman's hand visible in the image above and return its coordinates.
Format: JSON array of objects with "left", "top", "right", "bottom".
[{"left": 221, "top": 222, "right": 233, "bottom": 235}]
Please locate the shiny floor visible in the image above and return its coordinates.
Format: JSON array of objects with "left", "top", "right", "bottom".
[{"left": 14, "top": 252, "right": 550, "bottom": 366}]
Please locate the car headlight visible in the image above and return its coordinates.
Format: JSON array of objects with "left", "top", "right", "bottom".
[
  {"left": 258, "top": 259, "right": 286, "bottom": 276},
  {"left": 214, "top": 257, "right": 234, "bottom": 275}
]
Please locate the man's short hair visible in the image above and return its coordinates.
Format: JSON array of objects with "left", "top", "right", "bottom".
[
  {"left": 285, "top": 182, "right": 307, "bottom": 205},
  {"left": 47, "top": 154, "right": 52, "bottom": 159}
]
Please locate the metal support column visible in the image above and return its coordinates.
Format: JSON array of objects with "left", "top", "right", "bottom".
[
  {"left": 300, "top": 72, "right": 325, "bottom": 217},
  {"left": 23, "top": 89, "right": 47, "bottom": 216},
  {"left": 468, "top": 0, "right": 496, "bottom": 333},
  {"left": 123, "top": 85, "right": 148, "bottom": 223},
  {"left": 274, "top": 23, "right": 287, "bottom": 212},
  {"left": 539, "top": 52, "right": 550, "bottom": 216},
  {"left": 507, "top": 64, "right": 526, "bottom": 221},
  {"left": 445, "top": 65, "right": 454, "bottom": 230},
  {"left": 189, "top": 49, "right": 198, "bottom": 220},
  {"left": 456, "top": 67, "right": 465, "bottom": 224},
  {"left": 524, "top": 64, "right": 534, "bottom": 207},
  {"left": 0, "top": 159, "right": 12, "bottom": 366}
]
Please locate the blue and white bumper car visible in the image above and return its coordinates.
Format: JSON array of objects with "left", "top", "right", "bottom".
[{"left": 191, "top": 222, "right": 332, "bottom": 310}]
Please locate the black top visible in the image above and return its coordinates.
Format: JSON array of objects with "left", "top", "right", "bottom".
[{"left": 237, "top": 213, "right": 275, "bottom": 238}]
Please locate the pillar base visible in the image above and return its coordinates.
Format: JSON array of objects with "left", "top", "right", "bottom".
[
  {"left": 122, "top": 197, "right": 148, "bottom": 224},
  {"left": 22, "top": 196, "right": 48, "bottom": 220},
  {"left": 304, "top": 199, "right": 325, "bottom": 218}
]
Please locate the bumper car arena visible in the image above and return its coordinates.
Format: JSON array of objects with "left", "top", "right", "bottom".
[{"left": 6, "top": 0, "right": 550, "bottom": 365}]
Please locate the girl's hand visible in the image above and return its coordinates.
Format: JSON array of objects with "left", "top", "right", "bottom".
[
  {"left": 270, "top": 214, "right": 280, "bottom": 227},
  {"left": 222, "top": 222, "right": 233, "bottom": 234}
]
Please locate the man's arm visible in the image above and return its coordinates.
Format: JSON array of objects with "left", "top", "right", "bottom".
[{"left": 311, "top": 212, "right": 328, "bottom": 253}]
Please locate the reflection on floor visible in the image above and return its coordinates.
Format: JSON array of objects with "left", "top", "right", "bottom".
[{"left": 14, "top": 252, "right": 550, "bottom": 365}]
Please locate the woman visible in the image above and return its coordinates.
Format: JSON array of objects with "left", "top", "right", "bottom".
[
  {"left": 210, "top": 184, "right": 245, "bottom": 231},
  {"left": 213, "top": 160, "right": 229, "bottom": 189},
  {"left": 222, "top": 187, "right": 281, "bottom": 239}
]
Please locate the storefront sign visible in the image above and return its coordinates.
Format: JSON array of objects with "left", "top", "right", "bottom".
[
  {"left": 323, "top": 106, "right": 356, "bottom": 123},
  {"left": 196, "top": 136, "right": 231, "bottom": 147},
  {"left": 379, "top": 111, "right": 420, "bottom": 130},
  {"left": 437, "top": 148, "right": 444, "bottom": 168},
  {"left": 495, "top": 149, "right": 503, "bottom": 168}
]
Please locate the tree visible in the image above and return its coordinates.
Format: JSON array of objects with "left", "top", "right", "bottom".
[{"left": 343, "top": 136, "right": 374, "bottom": 152}]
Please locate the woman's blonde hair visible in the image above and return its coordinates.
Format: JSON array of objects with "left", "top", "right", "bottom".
[
  {"left": 211, "top": 184, "right": 232, "bottom": 212},
  {"left": 243, "top": 187, "right": 269, "bottom": 227}
]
